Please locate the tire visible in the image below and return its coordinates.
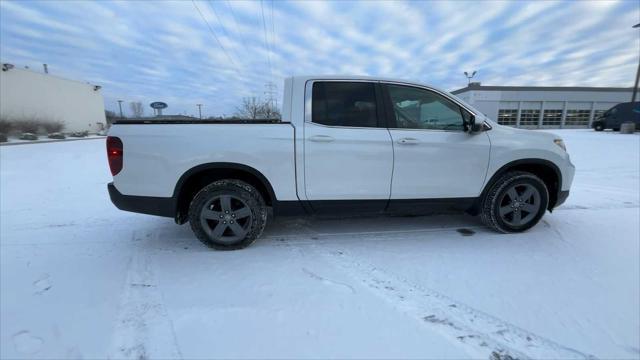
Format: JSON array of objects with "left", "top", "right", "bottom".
[
  {"left": 188, "top": 179, "right": 267, "bottom": 250},
  {"left": 594, "top": 124, "right": 604, "bottom": 131},
  {"left": 480, "top": 171, "right": 549, "bottom": 233}
]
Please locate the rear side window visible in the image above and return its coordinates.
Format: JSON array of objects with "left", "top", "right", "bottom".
[{"left": 312, "top": 82, "right": 379, "bottom": 127}]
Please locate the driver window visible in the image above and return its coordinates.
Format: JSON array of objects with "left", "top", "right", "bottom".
[{"left": 387, "top": 84, "right": 465, "bottom": 130}]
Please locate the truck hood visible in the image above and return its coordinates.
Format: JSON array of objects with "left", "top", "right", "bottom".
[{"left": 487, "top": 121, "right": 560, "bottom": 142}]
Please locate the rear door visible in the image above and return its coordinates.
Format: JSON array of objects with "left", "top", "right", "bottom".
[
  {"left": 303, "top": 81, "right": 393, "bottom": 213},
  {"left": 382, "top": 83, "right": 491, "bottom": 201}
]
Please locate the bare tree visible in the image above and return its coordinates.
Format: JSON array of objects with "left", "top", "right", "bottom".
[
  {"left": 42, "top": 121, "right": 65, "bottom": 133},
  {"left": 129, "top": 101, "right": 144, "bottom": 118},
  {"left": 235, "top": 97, "right": 263, "bottom": 120},
  {"left": 235, "top": 97, "right": 281, "bottom": 120},
  {"left": 105, "top": 110, "right": 117, "bottom": 126},
  {"left": 259, "top": 101, "right": 281, "bottom": 120}
]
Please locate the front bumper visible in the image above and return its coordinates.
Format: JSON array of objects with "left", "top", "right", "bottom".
[
  {"left": 553, "top": 156, "right": 574, "bottom": 210},
  {"left": 108, "top": 182, "right": 175, "bottom": 218},
  {"left": 555, "top": 190, "right": 570, "bottom": 208}
]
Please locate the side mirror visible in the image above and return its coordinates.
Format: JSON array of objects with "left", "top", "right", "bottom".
[
  {"left": 471, "top": 122, "right": 483, "bottom": 132},
  {"left": 465, "top": 114, "right": 489, "bottom": 133},
  {"left": 463, "top": 114, "right": 474, "bottom": 132},
  {"left": 465, "top": 114, "right": 481, "bottom": 132}
]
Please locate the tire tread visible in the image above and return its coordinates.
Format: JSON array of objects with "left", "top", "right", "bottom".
[
  {"left": 188, "top": 179, "right": 267, "bottom": 250},
  {"left": 480, "top": 171, "right": 548, "bottom": 233}
]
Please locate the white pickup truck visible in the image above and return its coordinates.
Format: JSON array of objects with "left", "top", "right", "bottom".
[{"left": 107, "top": 75, "right": 575, "bottom": 250}]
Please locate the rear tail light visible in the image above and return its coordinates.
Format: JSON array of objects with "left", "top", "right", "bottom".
[{"left": 106, "top": 136, "right": 123, "bottom": 176}]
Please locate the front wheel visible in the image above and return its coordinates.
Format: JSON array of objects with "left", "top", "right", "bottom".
[
  {"left": 189, "top": 179, "right": 267, "bottom": 250},
  {"left": 480, "top": 171, "right": 549, "bottom": 233},
  {"left": 594, "top": 123, "right": 604, "bottom": 131}
]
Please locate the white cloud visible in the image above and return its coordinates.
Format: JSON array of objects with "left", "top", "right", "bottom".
[{"left": 0, "top": 0, "right": 637, "bottom": 116}]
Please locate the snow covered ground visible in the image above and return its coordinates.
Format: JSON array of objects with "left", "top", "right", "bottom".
[
  {"left": 1, "top": 130, "right": 638, "bottom": 359},
  {"left": 0, "top": 135, "right": 105, "bottom": 146}
]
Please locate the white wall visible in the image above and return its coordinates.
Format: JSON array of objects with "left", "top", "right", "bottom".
[{"left": 0, "top": 68, "right": 106, "bottom": 133}]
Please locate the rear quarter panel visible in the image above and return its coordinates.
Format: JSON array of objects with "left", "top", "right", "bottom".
[{"left": 108, "top": 123, "right": 298, "bottom": 200}]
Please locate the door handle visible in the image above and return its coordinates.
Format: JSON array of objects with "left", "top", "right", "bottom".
[
  {"left": 397, "top": 137, "right": 419, "bottom": 145},
  {"left": 309, "top": 135, "right": 335, "bottom": 143}
]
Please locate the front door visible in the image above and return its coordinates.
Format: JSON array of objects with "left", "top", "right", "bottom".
[
  {"left": 303, "top": 81, "right": 393, "bottom": 213},
  {"left": 382, "top": 83, "right": 491, "bottom": 201}
]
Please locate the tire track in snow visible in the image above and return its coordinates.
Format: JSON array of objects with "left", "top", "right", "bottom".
[
  {"left": 312, "top": 247, "right": 596, "bottom": 360},
  {"left": 571, "top": 183, "right": 639, "bottom": 196},
  {"left": 260, "top": 202, "right": 637, "bottom": 247},
  {"left": 110, "top": 246, "right": 182, "bottom": 359}
]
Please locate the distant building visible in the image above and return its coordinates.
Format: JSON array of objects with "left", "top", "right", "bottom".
[
  {"left": 0, "top": 64, "right": 106, "bottom": 132},
  {"left": 452, "top": 83, "right": 633, "bottom": 128}
]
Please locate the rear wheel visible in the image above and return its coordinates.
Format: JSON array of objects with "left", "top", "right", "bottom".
[
  {"left": 480, "top": 171, "right": 549, "bottom": 233},
  {"left": 189, "top": 179, "right": 267, "bottom": 250}
]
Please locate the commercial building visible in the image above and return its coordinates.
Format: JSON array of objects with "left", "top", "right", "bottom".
[
  {"left": 452, "top": 83, "right": 633, "bottom": 128},
  {"left": 0, "top": 64, "right": 106, "bottom": 133}
]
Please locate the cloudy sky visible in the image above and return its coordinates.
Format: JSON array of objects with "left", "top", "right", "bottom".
[{"left": 1, "top": 0, "right": 638, "bottom": 117}]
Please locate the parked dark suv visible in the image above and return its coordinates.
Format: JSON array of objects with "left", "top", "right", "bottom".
[{"left": 592, "top": 102, "right": 640, "bottom": 131}]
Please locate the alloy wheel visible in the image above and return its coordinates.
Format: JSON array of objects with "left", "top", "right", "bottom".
[
  {"left": 199, "top": 195, "right": 253, "bottom": 243},
  {"left": 498, "top": 183, "right": 541, "bottom": 227}
]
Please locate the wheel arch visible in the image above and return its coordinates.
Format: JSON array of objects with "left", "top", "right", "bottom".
[
  {"left": 470, "top": 159, "right": 562, "bottom": 214},
  {"left": 592, "top": 120, "right": 606, "bottom": 130},
  {"left": 173, "top": 162, "right": 276, "bottom": 224}
]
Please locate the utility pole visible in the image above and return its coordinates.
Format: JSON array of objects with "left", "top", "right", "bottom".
[
  {"left": 632, "top": 23, "right": 640, "bottom": 104},
  {"left": 196, "top": 104, "right": 203, "bottom": 119},
  {"left": 117, "top": 100, "right": 124, "bottom": 118},
  {"left": 464, "top": 71, "right": 477, "bottom": 85},
  {"left": 264, "top": 82, "right": 278, "bottom": 109}
]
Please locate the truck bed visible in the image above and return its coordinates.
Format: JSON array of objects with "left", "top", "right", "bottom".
[{"left": 108, "top": 122, "right": 298, "bottom": 202}]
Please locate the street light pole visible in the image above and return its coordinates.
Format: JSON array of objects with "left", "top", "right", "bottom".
[
  {"left": 632, "top": 23, "right": 640, "bottom": 104},
  {"left": 464, "top": 71, "right": 477, "bottom": 85},
  {"left": 117, "top": 100, "right": 124, "bottom": 118},
  {"left": 197, "top": 104, "right": 203, "bottom": 119}
]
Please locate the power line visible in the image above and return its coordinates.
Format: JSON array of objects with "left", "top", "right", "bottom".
[
  {"left": 260, "top": 0, "right": 273, "bottom": 81},
  {"left": 270, "top": 0, "right": 276, "bottom": 57},
  {"left": 206, "top": 0, "right": 244, "bottom": 63},
  {"left": 223, "top": 0, "right": 252, "bottom": 56},
  {"left": 191, "top": 0, "right": 240, "bottom": 74}
]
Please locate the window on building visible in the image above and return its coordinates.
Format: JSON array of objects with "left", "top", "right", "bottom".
[
  {"left": 312, "top": 81, "right": 379, "bottom": 127},
  {"left": 497, "top": 109, "right": 517, "bottom": 126},
  {"left": 519, "top": 109, "right": 540, "bottom": 126},
  {"left": 543, "top": 110, "right": 562, "bottom": 126},
  {"left": 565, "top": 110, "right": 590, "bottom": 126}
]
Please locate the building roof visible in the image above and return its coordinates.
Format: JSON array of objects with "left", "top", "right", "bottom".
[
  {"left": 2, "top": 65, "right": 101, "bottom": 88},
  {"left": 451, "top": 84, "right": 634, "bottom": 95}
]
